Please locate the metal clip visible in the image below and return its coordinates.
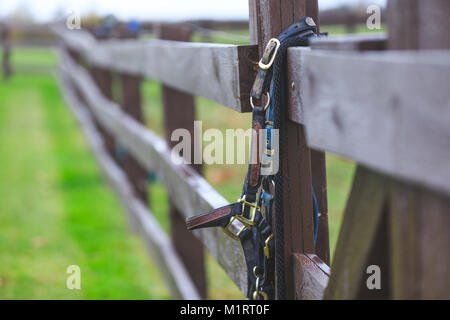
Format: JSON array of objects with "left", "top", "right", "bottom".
[
  {"left": 258, "top": 38, "right": 281, "bottom": 70},
  {"left": 261, "top": 179, "right": 275, "bottom": 199},
  {"left": 252, "top": 266, "right": 269, "bottom": 300},
  {"left": 264, "top": 234, "right": 274, "bottom": 259}
]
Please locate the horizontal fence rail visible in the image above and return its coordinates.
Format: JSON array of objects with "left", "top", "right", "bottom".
[
  {"left": 57, "top": 28, "right": 450, "bottom": 196},
  {"left": 55, "top": 27, "right": 258, "bottom": 112},
  {"left": 287, "top": 45, "right": 450, "bottom": 195},
  {"left": 58, "top": 49, "right": 249, "bottom": 293}
]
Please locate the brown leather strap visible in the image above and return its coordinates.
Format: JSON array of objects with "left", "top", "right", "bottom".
[{"left": 186, "top": 202, "right": 242, "bottom": 230}]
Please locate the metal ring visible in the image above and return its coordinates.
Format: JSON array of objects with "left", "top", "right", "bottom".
[
  {"left": 250, "top": 92, "right": 270, "bottom": 111},
  {"left": 253, "top": 266, "right": 263, "bottom": 278},
  {"left": 258, "top": 38, "right": 281, "bottom": 70}
]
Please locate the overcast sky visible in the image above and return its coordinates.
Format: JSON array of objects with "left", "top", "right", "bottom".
[{"left": 0, "top": 0, "right": 387, "bottom": 22}]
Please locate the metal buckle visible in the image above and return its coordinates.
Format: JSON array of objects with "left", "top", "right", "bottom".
[
  {"left": 222, "top": 216, "right": 246, "bottom": 241},
  {"left": 221, "top": 196, "right": 259, "bottom": 241},
  {"left": 258, "top": 38, "right": 281, "bottom": 70},
  {"left": 236, "top": 195, "right": 259, "bottom": 226}
]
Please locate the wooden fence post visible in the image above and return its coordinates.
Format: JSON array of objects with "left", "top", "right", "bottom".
[
  {"left": 88, "top": 30, "right": 116, "bottom": 161},
  {"left": 249, "top": 0, "right": 328, "bottom": 299},
  {"left": 89, "top": 68, "right": 115, "bottom": 160},
  {"left": 1, "top": 23, "right": 11, "bottom": 79},
  {"left": 158, "top": 23, "right": 207, "bottom": 299},
  {"left": 116, "top": 25, "right": 148, "bottom": 203}
]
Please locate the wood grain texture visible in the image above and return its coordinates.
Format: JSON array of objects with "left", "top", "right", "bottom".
[
  {"left": 299, "top": 34, "right": 387, "bottom": 267},
  {"left": 59, "top": 50, "right": 248, "bottom": 294},
  {"left": 387, "top": 0, "right": 450, "bottom": 300},
  {"left": 54, "top": 27, "right": 257, "bottom": 112},
  {"left": 56, "top": 71, "right": 200, "bottom": 300},
  {"left": 289, "top": 49, "right": 450, "bottom": 195},
  {"left": 293, "top": 254, "right": 329, "bottom": 300},
  {"left": 310, "top": 150, "right": 329, "bottom": 265},
  {"left": 324, "top": 166, "right": 390, "bottom": 299},
  {"left": 389, "top": 181, "right": 450, "bottom": 299},
  {"left": 250, "top": 0, "right": 323, "bottom": 300},
  {"left": 388, "top": 0, "right": 450, "bottom": 50},
  {"left": 288, "top": 33, "right": 387, "bottom": 125},
  {"left": 310, "top": 34, "right": 387, "bottom": 51}
]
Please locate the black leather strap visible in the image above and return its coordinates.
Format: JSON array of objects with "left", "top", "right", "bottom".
[{"left": 239, "top": 209, "right": 274, "bottom": 299}]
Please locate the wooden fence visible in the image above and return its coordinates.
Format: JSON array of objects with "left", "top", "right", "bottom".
[{"left": 54, "top": 0, "right": 450, "bottom": 300}]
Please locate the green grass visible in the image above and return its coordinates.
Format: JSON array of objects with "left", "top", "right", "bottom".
[
  {"left": 0, "top": 72, "right": 169, "bottom": 299},
  {"left": 9, "top": 47, "right": 57, "bottom": 67},
  {"left": 323, "top": 24, "right": 386, "bottom": 36}
]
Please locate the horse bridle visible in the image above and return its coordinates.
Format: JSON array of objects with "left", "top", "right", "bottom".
[{"left": 185, "top": 17, "right": 319, "bottom": 300}]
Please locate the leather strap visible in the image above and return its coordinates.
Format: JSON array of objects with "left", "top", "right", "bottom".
[
  {"left": 250, "top": 17, "right": 317, "bottom": 100},
  {"left": 239, "top": 209, "right": 274, "bottom": 299},
  {"left": 240, "top": 105, "right": 265, "bottom": 217},
  {"left": 186, "top": 202, "right": 242, "bottom": 230}
]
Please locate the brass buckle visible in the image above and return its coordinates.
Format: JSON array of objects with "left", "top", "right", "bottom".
[
  {"left": 258, "top": 38, "right": 280, "bottom": 70},
  {"left": 221, "top": 195, "right": 260, "bottom": 240},
  {"left": 222, "top": 216, "right": 246, "bottom": 241},
  {"left": 236, "top": 195, "right": 259, "bottom": 226}
]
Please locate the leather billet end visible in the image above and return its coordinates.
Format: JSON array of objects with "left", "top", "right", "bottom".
[{"left": 185, "top": 203, "right": 241, "bottom": 231}]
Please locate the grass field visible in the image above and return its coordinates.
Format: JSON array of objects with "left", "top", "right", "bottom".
[
  {"left": 0, "top": 26, "right": 359, "bottom": 299},
  {"left": 0, "top": 73, "right": 170, "bottom": 299}
]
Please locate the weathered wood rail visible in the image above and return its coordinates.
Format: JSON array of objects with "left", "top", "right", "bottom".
[
  {"left": 55, "top": 0, "right": 450, "bottom": 300},
  {"left": 57, "top": 71, "right": 200, "bottom": 299}
]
